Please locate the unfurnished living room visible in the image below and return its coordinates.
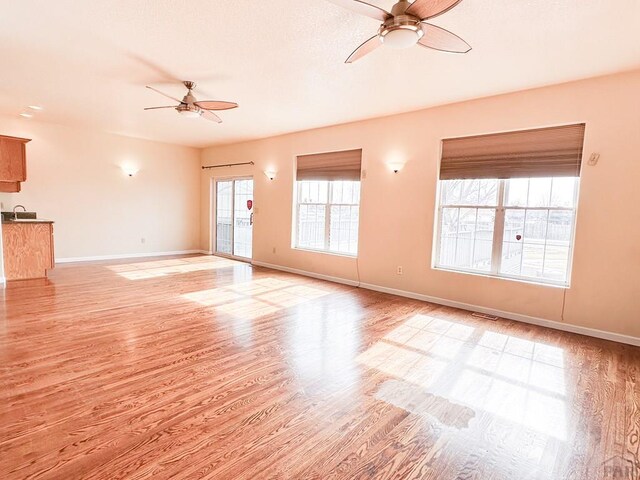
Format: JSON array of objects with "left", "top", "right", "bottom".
[{"left": 1, "top": 1, "right": 639, "bottom": 479}]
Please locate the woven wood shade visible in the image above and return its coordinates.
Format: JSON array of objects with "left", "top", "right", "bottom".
[
  {"left": 296, "top": 149, "right": 362, "bottom": 181},
  {"left": 440, "top": 124, "right": 585, "bottom": 179}
]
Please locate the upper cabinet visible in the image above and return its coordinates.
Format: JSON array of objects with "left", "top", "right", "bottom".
[{"left": 0, "top": 135, "right": 31, "bottom": 192}]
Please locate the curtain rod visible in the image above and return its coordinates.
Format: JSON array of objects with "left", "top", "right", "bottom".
[{"left": 202, "top": 161, "right": 254, "bottom": 170}]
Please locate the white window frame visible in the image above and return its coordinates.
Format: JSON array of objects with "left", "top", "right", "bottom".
[
  {"left": 293, "top": 180, "right": 360, "bottom": 257},
  {"left": 434, "top": 178, "right": 579, "bottom": 287}
]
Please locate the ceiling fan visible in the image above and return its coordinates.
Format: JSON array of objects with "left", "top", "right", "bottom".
[
  {"left": 144, "top": 81, "right": 238, "bottom": 123},
  {"left": 329, "top": 0, "right": 471, "bottom": 63}
]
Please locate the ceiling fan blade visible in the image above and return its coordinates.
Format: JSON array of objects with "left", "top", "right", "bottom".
[
  {"left": 405, "top": 0, "right": 463, "bottom": 20},
  {"left": 144, "top": 106, "right": 176, "bottom": 110},
  {"left": 201, "top": 110, "right": 222, "bottom": 123},
  {"left": 194, "top": 100, "right": 239, "bottom": 111},
  {"left": 146, "top": 85, "right": 183, "bottom": 104},
  {"left": 346, "top": 35, "right": 382, "bottom": 63},
  {"left": 327, "top": 0, "right": 391, "bottom": 22},
  {"left": 418, "top": 23, "right": 471, "bottom": 53}
]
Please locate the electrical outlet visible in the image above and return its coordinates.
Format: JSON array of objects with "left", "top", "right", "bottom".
[
  {"left": 141, "top": 237, "right": 146, "bottom": 244},
  {"left": 396, "top": 266, "right": 403, "bottom": 275}
]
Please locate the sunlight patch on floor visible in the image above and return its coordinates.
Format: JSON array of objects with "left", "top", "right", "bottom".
[
  {"left": 357, "top": 313, "right": 568, "bottom": 441},
  {"left": 182, "top": 277, "right": 332, "bottom": 321},
  {"left": 107, "top": 256, "right": 240, "bottom": 280}
]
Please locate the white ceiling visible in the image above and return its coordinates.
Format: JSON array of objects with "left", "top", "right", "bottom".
[{"left": 1, "top": 0, "right": 639, "bottom": 148}]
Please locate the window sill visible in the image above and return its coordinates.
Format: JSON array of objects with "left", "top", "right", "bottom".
[
  {"left": 293, "top": 247, "right": 358, "bottom": 259},
  {"left": 432, "top": 265, "right": 570, "bottom": 289}
]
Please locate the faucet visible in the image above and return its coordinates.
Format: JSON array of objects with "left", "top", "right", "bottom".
[{"left": 12, "top": 205, "right": 26, "bottom": 220}]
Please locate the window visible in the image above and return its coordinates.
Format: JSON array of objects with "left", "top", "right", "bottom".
[
  {"left": 436, "top": 177, "right": 579, "bottom": 285},
  {"left": 295, "top": 180, "right": 360, "bottom": 256},
  {"left": 294, "top": 148, "right": 362, "bottom": 256},
  {"left": 435, "top": 123, "right": 585, "bottom": 286}
]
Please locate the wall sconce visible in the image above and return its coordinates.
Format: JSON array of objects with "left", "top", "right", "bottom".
[
  {"left": 387, "top": 161, "right": 405, "bottom": 173},
  {"left": 121, "top": 165, "right": 139, "bottom": 177},
  {"left": 264, "top": 170, "right": 277, "bottom": 181}
]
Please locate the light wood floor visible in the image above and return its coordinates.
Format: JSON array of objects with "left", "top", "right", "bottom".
[{"left": 1, "top": 255, "right": 638, "bottom": 479}]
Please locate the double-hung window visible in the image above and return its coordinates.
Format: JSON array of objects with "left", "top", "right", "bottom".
[
  {"left": 296, "top": 180, "right": 360, "bottom": 255},
  {"left": 294, "top": 149, "right": 362, "bottom": 256},
  {"left": 437, "top": 177, "right": 579, "bottom": 283},
  {"left": 434, "top": 124, "right": 585, "bottom": 286}
]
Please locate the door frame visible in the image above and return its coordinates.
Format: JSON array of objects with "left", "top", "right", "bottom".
[{"left": 212, "top": 175, "right": 254, "bottom": 262}]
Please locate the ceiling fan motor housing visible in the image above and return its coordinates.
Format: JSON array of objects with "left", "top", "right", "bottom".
[
  {"left": 178, "top": 81, "right": 201, "bottom": 116},
  {"left": 378, "top": 14, "right": 424, "bottom": 49}
]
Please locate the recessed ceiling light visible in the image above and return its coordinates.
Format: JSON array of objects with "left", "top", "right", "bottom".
[
  {"left": 28, "top": 105, "right": 43, "bottom": 111},
  {"left": 20, "top": 112, "right": 33, "bottom": 118}
]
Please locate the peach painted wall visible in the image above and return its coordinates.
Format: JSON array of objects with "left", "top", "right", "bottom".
[
  {"left": 200, "top": 70, "right": 640, "bottom": 339},
  {"left": 0, "top": 116, "right": 201, "bottom": 260}
]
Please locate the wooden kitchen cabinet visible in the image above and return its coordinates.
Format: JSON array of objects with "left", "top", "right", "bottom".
[
  {"left": 2, "top": 222, "right": 55, "bottom": 280},
  {"left": 0, "top": 181, "right": 21, "bottom": 192},
  {"left": 0, "top": 134, "right": 31, "bottom": 192}
]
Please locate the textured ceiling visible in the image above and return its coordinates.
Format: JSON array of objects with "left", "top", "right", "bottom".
[{"left": 0, "top": 0, "right": 639, "bottom": 147}]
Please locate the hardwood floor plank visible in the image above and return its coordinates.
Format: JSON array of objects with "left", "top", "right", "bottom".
[{"left": 1, "top": 254, "right": 637, "bottom": 479}]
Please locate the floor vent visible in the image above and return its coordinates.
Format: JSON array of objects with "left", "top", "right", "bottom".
[{"left": 471, "top": 312, "right": 499, "bottom": 321}]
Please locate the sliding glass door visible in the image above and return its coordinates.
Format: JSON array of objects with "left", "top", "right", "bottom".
[{"left": 215, "top": 177, "right": 253, "bottom": 259}]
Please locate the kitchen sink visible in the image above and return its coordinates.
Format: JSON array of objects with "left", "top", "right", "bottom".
[{"left": 1, "top": 210, "right": 37, "bottom": 221}]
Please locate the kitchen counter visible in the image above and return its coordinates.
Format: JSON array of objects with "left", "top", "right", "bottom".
[{"left": 2, "top": 219, "right": 54, "bottom": 224}]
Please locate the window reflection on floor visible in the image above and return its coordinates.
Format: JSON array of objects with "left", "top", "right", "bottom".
[
  {"left": 285, "top": 303, "right": 363, "bottom": 395},
  {"left": 182, "top": 277, "right": 332, "bottom": 320},
  {"left": 181, "top": 277, "right": 336, "bottom": 350},
  {"left": 357, "top": 314, "right": 568, "bottom": 441}
]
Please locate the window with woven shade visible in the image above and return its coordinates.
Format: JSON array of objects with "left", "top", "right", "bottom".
[
  {"left": 435, "top": 124, "right": 585, "bottom": 285},
  {"left": 294, "top": 149, "right": 362, "bottom": 256}
]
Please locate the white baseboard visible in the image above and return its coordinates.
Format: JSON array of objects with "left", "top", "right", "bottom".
[
  {"left": 56, "top": 250, "right": 209, "bottom": 264},
  {"left": 252, "top": 260, "right": 640, "bottom": 347},
  {"left": 251, "top": 260, "right": 360, "bottom": 287},
  {"left": 359, "top": 282, "right": 640, "bottom": 347}
]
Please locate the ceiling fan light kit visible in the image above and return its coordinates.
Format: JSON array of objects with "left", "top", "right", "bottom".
[
  {"left": 379, "top": 19, "right": 424, "bottom": 49},
  {"left": 333, "top": 0, "right": 471, "bottom": 63},
  {"left": 177, "top": 106, "right": 202, "bottom": 118}
]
